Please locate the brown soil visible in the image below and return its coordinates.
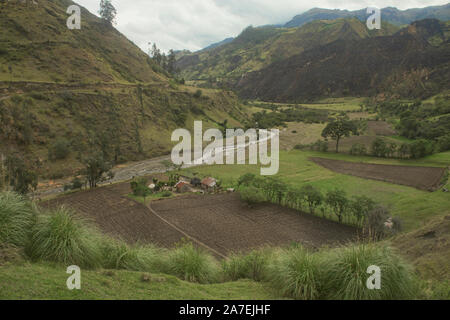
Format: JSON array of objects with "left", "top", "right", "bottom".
[
  {"left": 151, "top": 193, "right": 358, "bottom": 256},
  {"left": 43, "top": 182, "right": 185, "bottom": 248},
  {"left": 43, "top": 183, "right": 358, "bottom": 256},
  {"left": 311, "top": 157, "right": 446, "bottom": 191}
]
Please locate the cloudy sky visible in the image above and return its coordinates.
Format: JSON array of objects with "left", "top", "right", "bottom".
[{"left": 75, "top": 0, "right": 449, "bottom": 53}]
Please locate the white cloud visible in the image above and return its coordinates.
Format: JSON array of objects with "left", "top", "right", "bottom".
[{"left": 74, "top": 0, "right": 449, "bottom": 53}]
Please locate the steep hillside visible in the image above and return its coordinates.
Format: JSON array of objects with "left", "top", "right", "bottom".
[
  {"left": 236, "top": 19, "right": 450, "bottom": 102},
  {"left": 177, "top": 18, "right": 398, "bottom": 87},
  {"left": 0, "top": 0, "right": 166, "bottom": 83},
  {"left": 0, "top": 0, "right": 245, "bottom": 179},
  {"left": 284, "top": 4, "right": 450, "bottom": 28}
]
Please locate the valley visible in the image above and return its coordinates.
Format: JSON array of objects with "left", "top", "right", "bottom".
[{"left": 0, "top": 0, "right": 449, "bottom": 302}]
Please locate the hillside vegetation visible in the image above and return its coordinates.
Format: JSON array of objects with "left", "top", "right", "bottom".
[
  {"left": 0, "top": 0, "right": 246, "bottom": 179},
  {"left": 237, "top": 19, "right": 450, "bottom": 102},
  {"left": 177, "top": 18, "right": 398, "bottom": 87}
]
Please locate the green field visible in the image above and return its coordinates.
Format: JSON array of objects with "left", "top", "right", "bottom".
[{"left": 181, "top": 150, "right": 450, "bottom": 231}]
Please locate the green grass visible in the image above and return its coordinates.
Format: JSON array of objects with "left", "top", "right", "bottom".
[
  {"left": 0, "top": 192, "right": 36, "bottom": 247},
  {"left": 166, "top": 242, "right": 220, "bottom": 284},
  {"left": 26, "top": 207, "right": 104, "bottom": 268},
  {"left": 181, "top": 150, "right": 450, "bottom": 231},
  {"left": 268, "top": 247, "right": 322, "bottom": 300},
  {"left": 320, "top": 244, "right": 417, "bottom": 300},
  {"left": 0, "top": 261, "right": 280, "bottom": 300}
]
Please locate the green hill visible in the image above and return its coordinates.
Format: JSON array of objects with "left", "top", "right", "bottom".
[
  {"left": 0, "top": 0, "right": 245, "bottom": 179},
  {"left": 177, "top": 18, "right": 399, "bottom": 87}
]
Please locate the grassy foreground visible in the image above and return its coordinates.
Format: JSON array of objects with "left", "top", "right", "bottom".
[{"left": 0, "top": 261, "right": 279, "bottom": 300}]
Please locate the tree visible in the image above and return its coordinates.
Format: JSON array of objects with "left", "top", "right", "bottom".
[
  {"left": 322, "top": 119, "right": 358, "bottom": 153},
  {"left": 240, "top": 186, "right": 265, "bottom": 208},
  {"left": 99, "top": 0, "right": 117, "bottom": 25},
  {"left": 131, "top": 178, "right": 152, "bottom": 203},
  {"left": 326, "top": 189, "right": 349, "bottom": 223},
  {"left": 387, "top": 143, "right": 397, "bottom": 158},
  {"left": 350, "top": 195, "right": 375, "bottom": 225},
  {"left": 48, "top": 138, "right": 71, "bottom": 161},
  {"left": 167, "top": 49, "right": 177, "bottom": 75},
  {"left": 82, "top": 153, "right": 110, "bottom": 189},
  {"left": 300, "top": 185, "right": 323, "bottom": 214},
  {"left": 371, "top": 138, "right": 388, "bottom": 158},
  {"left": 3, "top": 155, "right": 38, "bottom": 195},
  {"left": 399, "top": 143, "right": 410, "bottom": 159}
]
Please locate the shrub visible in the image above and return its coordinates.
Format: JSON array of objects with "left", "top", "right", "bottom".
[
  {"left": 350, "top": 143, "right": 367, "bottom": 156},
  {"left": 48, "top": 138, "right": 71, "bottom": 161},
  {"left": 268, "top": 247, "right": 323, "bottom": 300},
  {"left": 299, "top": 185, "right": 323, "bottom": 214},
  {"left": 320, "top": 244, "right": 416, "bottom": 300},
  {"left": 166, "top": 242, "right": 219, "bottom": 283},
  {"left": 372, "top": 138, "right": 388, "bottom": 158},
  {"left": 222, "top": 248, "right": 273, "bottom": 282},
  {"left": 26, "top": 207, "right": 103, "bottom": 268},
  {"left": 409, "top": 139, "right": 434, "bottom": 159},
  {"left": 0, "top": 192, "right": 36, "bottom": 247},
  {"left": 101, "top": 239, "right": 167, "bottom": 273},
  {"left": 193, "top": 89, "right": 203, "bottom": 98},
  {"left": 161, "top": 190, "right": 172, "bottom": 198},
  {"left": 239, "top": 186, "right": 266, "bottom": 207}
]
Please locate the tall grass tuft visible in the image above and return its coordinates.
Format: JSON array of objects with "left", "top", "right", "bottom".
[
  {"left": 101, "top": 238, "right": 168, "bottom": 273},
  {"left": 166, "top": 242, "right": 219, "bottom": 284},
  {"left": 222, "top": 248, "right": 273, "bottom": 282},
  {"left": 268, "top": 246, "right": 323, "bottom": 300},
  {"left": 25, "top": 206, "right": 103, "bottom": 268},
  {"left": 0, "top": 192, "right": 36, "bottom": 247},
  {"left": 320, "top": 243, "right": 417, "bottom": 300}
]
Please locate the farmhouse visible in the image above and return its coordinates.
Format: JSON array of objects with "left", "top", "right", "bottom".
[{"left": 201, "top": 177, "right": 217, "bottom": 192}]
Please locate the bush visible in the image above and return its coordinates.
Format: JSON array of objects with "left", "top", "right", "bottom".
[
  {"left": 101, "top": 239, "right": 167, "bottom": 272},
  {"left": 26, "top": 207, "right": 103, "bottom": 268},
  {"left": 0, "top": 192, "right": 36, "bottom": 247},
  {"left": 222, "top": 248, "right": 273, "bottom": 282},
  {"left": 268, "top": 247, "right": 323, "bottom": 300},
  {"left": 239, "top": 186, "right": 266, "bottom": 207},
  {"left": 166, "top": 242, "right": 219, "bottom": 283},
  {"left": 409, "top": 139, "right": 434, "bottom": 159},
  {"left": 371, "top": 138, "right": 388, "bottom": 158},
  {"left": 193, "top": 89, "right": 203, "bottom": 98},
  {"left": 161, "top": 190, "right": 172, "bottom": 198},
  {"left": 350, "top": 143, "right": 367, "bottom": 156},
  {"left": 48, "top": 138, "right": 70, "bottom": 161},
  {"left": 320, "top": 244, "right": 416, "bottom": 300}
]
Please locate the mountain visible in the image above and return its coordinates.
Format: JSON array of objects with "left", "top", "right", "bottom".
[
  {"left": 201, "top": 37, "right": 234, "bottom": 52},
  {"left": 0, "top": 0, "right": 245, "bottom": 179},
  {"left": 236, "top": 19, "right": 450, "bottom": 102},
  {"left": 284, "top": 4, "right": 450, "bottom": 28},
  {"left": 177, "top": 18, "right": 399, "bottom": 86}
]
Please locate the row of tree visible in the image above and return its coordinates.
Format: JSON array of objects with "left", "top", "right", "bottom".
[
  {"left": 237, "top": 173, "right": 401, "bottom": 237},
  {"left": 149, "top": 44, "right": 178, "bottom": 76},
  {"left": 353, "top": 138, "right": 436, "bottom": 159}
]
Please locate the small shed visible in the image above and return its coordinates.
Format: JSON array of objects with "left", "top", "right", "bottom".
[
  {"left": 175, "top": 181, "right": 191, "bottom": 193},
  {"left": 201, "top": 177, "right": 217, "bottom": 192}
]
